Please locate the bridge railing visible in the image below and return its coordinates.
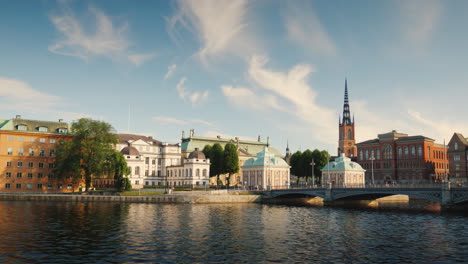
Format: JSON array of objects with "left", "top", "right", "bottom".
[{"left": 282, "top": 183, "right": 446, "bottom": 190}]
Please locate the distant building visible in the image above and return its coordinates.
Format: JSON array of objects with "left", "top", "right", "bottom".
[
  {"left": 0, "top": 115, "right": 79, "bottom": 192},
  {"left": 241, "top": 147, "right": 290, "bottom": 190},
  {"left": 447, "top": 133, "right": 468, "bottom": 184},
  {"left": 356, "top": 130, "right": 448, "bottom": 184},
  {"left": 166, "top": 148, "right": 210, "bottom": 187},
  {"left": 321, "top": 153, "right": 366, "bottom": 187},
  {"left": 181, "top": 129, "right": 283, "bottom": 186},
  {"left": 283, "top": 141, "right": 292, "bottom": 165},
  {"left": 338, "top": 79, "right": 357, "bottom": 158}
]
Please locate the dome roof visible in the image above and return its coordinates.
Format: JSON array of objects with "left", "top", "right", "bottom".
[
  {"left": 321, "top": 153, "right": 365, "bottom": 172},
  {"left": 188, "top": 148, "right": 206, "bottom": 159},
  {"left": 120, "top": 146, "right": 140, "bottom": 156}
]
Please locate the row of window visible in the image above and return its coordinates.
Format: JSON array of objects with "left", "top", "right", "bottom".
[
  {"left": 4, "top": 183, "right": 72, "bottom": 189},
  {"left": 6, "top": 161, "right": 54, "bottom": 168},
  {"left": 7, "top": 136, "right": 57, "bottom": 143},
  {"left": 4, "top": 172, "right": 61, "bottom": 178},
  {"left": 360, "top": 145, "right": 446, "bottom": 161},
  {"left": 7, "top": 147, "right": 55, "bottom": 157},
  {"left": 167, "top": 168, "right": 207, "bottom": 178},
  {"left": 15, "top": 125, "right": 67, "bottom": 134}
]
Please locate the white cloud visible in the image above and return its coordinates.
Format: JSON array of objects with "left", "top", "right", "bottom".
[
  {"left": 164, "top": 64, "right": 177, "bottom": 80},
  {"left": 399, "top": 0, "right": 442, "bottom": 45},
  {"left": 176, "top": 77, "right": 209, "bottom": 106},
  {"left": 49, "top": 6, "right": 154, "bottom": 65},
  {"left": 168, "top": 0, "right": 258, "bottom": 64},
  {"left": 285, "top": 1, "right": 336, "bottom": 55},
  {"left": 221, "top": 85, "right": 287, "bottom": 112}
]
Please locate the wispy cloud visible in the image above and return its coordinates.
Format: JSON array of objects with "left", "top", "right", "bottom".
[
  {"left": 153, "top": 115, "right": 215, "bottom": 127},
  {"left": 167, "top": 0, "right": 258, "bottom": 64},
  {"left": 164, "top": 64, "right": 177, "bottom": 80},
  {"left": 398, "top": 0, "right": 442, "bottom": 46},
  {"left": 222, "top": 55, "right": 336, "bottom": 143},
  {"left": 49, "top": 6, "right": 154, "bottom": 65},
  {"left": 285, "top": 1, "right": 336, "bottom": 55},
  {"left": 203, "top": 130, "right": 256, "bottom": 142},
  {"left": 176, "top": 77, "right": 209, "bottom": 106}
]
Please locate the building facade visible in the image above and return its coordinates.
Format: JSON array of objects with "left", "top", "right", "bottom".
[
  {"left": 356, "top": 130, "right": 448, "bottom": 184},
  {"left": 447, "top": 133, "right": 468, "bottom": 184},
  {"left": 321, "top": 153, "right": 366, "bottom": 187},
  {"left": 116, "top": 134, "right": 182, "bottom": 188},
  {"left": 166, "top": 148, "right": 210, "bottom": 187},
  {"left": 241, "top": 147, "right": 290, "bottom": 190},
  {"left": 338, "top": 79, "right": 357, "bottom": 158},
  {"left": 0, "top": 116, "right": 79, "bottom": 192}
]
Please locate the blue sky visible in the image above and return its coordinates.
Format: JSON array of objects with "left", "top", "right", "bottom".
[{"left": 1, "top": 0, "right": 467, "bottom": 155}]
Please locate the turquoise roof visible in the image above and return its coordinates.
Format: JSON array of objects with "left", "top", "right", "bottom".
[
  {"left": 321, "top": 153, "right": 365, "bottom": 172},
  {"left": 242, "top": 147, "right": 290, "bottom": 168}
]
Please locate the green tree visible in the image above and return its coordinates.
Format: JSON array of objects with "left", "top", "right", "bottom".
[
  {"left": 301, "top": 149, "right": 313, "bottom": 183},
  {"left": 289, "top": 151, "right": 302, "bottom": 184},
  {"left": 54, "top": 118, "right": 119, "bottom": 191},
  {"left": 202, "top": 145, "right": 214, "bottom": 176},
  {"left": 211, "top": 143, "right": 224, "bottom": 185},
  {"left": 223, "top": 143, "right": 239, "bottom": 187},
  {"left": 104, "top": 151, "right": 131, "bottom": 191}
]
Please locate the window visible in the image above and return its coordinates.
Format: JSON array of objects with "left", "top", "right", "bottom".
[
  {"left": 135, "top": 167, "right": 140, "bottom": 175},
  {"left": 145, "top": 170, "right": 149, "bottom": 176},
  {"left": 28, "top": 162, "right": 33, "bottom": 168},
  {"left": 365, "top": 150, "right": 369, "bottom": 160},
  {"left": 67, "top": 184, "right": 72, "bottom": 189},
  {"left": 158, "top": 159, "right": 162, "bottom": 165},
  {"left": 39, "top": 162, "right": 44, "bottom": 168},
  {"left": 135, "top": 180, "right": 139, "bottom": 185},
  {"left": 26, "top": 184, "right": 32, "bottom": 189},
  {"left": 50, "top": 150, "right": 55, "bottom": 157},
  {"left": 39, "top": 138, "right": 46, "bottom": 143},
  {"left": 17, "top": 172, "right": 22, "bottom": 178},
  {"left": 455, "top": 142, "right": 459, "bottom": 150},
  {"left": 18, "top": 148, "right": 24, "bottom": 156},
  {"left": 359, "top": 150, "right": 363, "bottom": 160},
  {"left": 427, "top": 146, "right": 431, "bottom": 158},
  {"left": 19, "top": 137, "right": 24, "bottom": 142},
  {"left": 16, "top": 183, "right": 21, "bottom": 189},
  {"left": 5, "top": 183, "right": 10, "bottom": 189},
  {"left": 5, "top": 172, "right": 11, "bottom": 178},
  {"left": 203, "top": 169, "right": 207, "bottom": 177},
  {"left": 30, "top": 138, "right": 35, "bottom": 142},
  {"left": 57, "top": 128, "right": 67, "bottom": 134},
  {"left": 7, "top": 161, "right": 11, "bottom": 167},
  {"left": 57, "top": 184, "right": 63, "bottom": 189},
  {"left": 347, "top": 129, "right": 352, "bottom": 139},
  {"left": 404, "top": 147, "right": 409, "bottom": 157},
  {"left": 411, "top": 146, "right": 416, "bottom": 156},
  {"left": 50, "top": 139, "right": 56, "bottom": 144},
  {"left": 196, "top": 169, "right": 200, "bottom": 177},
  {"left": 17, "top": 162, "right": 23, "bottom": 167},
  {"left": 39, "top": 149, "right": 45, "bottom": 157},
  {"left": 397, "top": 147, "right": 402, "bottom": 158},
  {"left": 48, "top": 174, "right": 54, "bottom": 179},
  {"left": 29, "top": 148, "right": 34, "bottom": 156},
  {"left": 27, "top": 173, "right": 32, "bottom": 178},
  {"left": 370, "top": 150, "right": 375, "bottom": 159},
  {"left": 48, "top": 163, "right": 54, "bottom": 168},
  {"left": 157, "top": 170, "right": 161, "bottom": 176},
  {"left": 38, "top": 126, "right": 48, "bottom": 132},
  {"left": 382, "top": 144, "right": 393, "bottom": 160},
  {"left": 152, "top": 159, "right": 156, "bottom": 165},
  {"left": 8, "top": 136, "right": 14, "bottom": 141},
  {"left": 17, "top": 125, "right": 27, "bottom": 131},
  {"left": 418, "top": 146, "right": 422, "bottom": 157},
  {"left": 376, "top": 150, "right": 380, "bottom": 160},
  {"left": 37, "top": 184, "right": 43, "bottom": 189},
  {"left": 7, "top": 147, "right": 12, "bottom": 155},
  {"left": 152, "top": 170, "right": 156, "bottom": 176},
  {"left": 145, "top": 181, "right": 149, "bottom": 186},
  {"left": 456, "top": 164, "right": 460, "bottom": 171},
  {"left": 47, "top": 184, "right": 52, "bottom": 189},
  {"left": 454, "top": 155, "right": 461, "bottom": 161},
  {"left": 38, "top": 173, "right": 43, "bottom": 178}
]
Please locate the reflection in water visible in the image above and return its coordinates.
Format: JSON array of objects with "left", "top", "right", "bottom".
[{"left": 0, "top": 201, "right": 467, "bottom": 263}]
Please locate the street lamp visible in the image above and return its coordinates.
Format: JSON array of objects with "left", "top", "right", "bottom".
[
  {"left": 370, "top": 154, "right": 375, "bottom": 186},
  {"left": 310, "top": 159, "right": 315, "bottom": 188}
]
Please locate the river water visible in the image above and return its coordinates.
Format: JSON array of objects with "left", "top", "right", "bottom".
[{"left": 0, "top": 200, "right": 467, "bottom": 263}]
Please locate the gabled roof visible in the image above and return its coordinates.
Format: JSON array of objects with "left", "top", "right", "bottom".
[
  {"left": 242, "top": 147, "right": 290, "bottom": 168},
  {"left": 321, "top": 153, "right": 365, "bottom": 172},
  {"left": 453, "top": 132, "right": 468, "bottom": 146}
]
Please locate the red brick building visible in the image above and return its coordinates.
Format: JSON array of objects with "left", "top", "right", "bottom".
[
  {"left": 447, "top": 133, "right": 468, "bottom": 184},
  {"left": 338, "top": 79, "right": 357, "bottom": 158},
  {"left": 0, "top": 116, "right": 80, "bottom": 192},
  {"left": 356, "top": 130, "right": 448, "bottom": 184}
]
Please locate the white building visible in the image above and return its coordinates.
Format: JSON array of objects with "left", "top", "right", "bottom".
[
  {"left": 241, "top": 147, "right": 290, "bottom": 190},
  {"left": 166, "top": 148, "right": 210, "bottom": 187},
  {"left": 321, "top": 153, "right": 366, "bottom": 187},
  {"left": 116, "top": 134, "right": 182, "bottom": 188}
]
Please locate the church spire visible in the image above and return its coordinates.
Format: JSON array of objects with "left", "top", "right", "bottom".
[{"left": 342, "top": 78, "right": 352, "bottom": 125}]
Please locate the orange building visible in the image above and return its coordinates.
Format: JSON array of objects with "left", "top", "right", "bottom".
[
  {"left": 356, "top": 130, "right": 449, "bottom": 184},
  {"left": 338, "top": 79, "right": 357, "bottom": 158},
  {"left": 0, "top": 115, "right": 80, "bottom": 192}
]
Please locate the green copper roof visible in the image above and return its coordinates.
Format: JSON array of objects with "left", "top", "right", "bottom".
[
  {"left": 321, "top": 153, "right": 365, "bottom": 172},
  {"left": 242, "top": 147, "right": 290, "bottom": 168}
]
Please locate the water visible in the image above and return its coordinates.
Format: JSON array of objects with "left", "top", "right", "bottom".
[{"left": 0, "top": 201, "right": 467, "bottom": 263}]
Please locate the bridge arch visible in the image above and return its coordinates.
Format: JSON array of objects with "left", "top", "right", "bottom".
[
  {"left": 332, "top": 190, "right": 441, "bottom": 204},
  {"left": 270, "top": 190, "right": 326, "bottom": 199}
]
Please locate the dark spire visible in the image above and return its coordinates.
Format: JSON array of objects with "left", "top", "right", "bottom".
[
  {"left": 342, "top": 78, "right": 352, "bottom": 125},
  {"left": 286, "top": 140, "right": 290, "bottom": 155}
]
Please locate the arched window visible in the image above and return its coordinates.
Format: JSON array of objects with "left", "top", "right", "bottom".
[
  {"left": 411, "top": 146, "right": 415, "bottom": 156},
  {"left": 455, "top": 142, "right": 459, "bottom": 150},
  {"left": 365, "top": 150, "right": 369, "bottom": 160},
  {"left": 347, "top": 129, "right": 352, "bottom": 139},
  {"left": 359, "top": 150, "right": 363, "bottom": 160},
  {"left": 186, "top": 169, "right": 188, "bottom": 177},
  {"left": 135, "top": 167, "right": 140, "bottom": 175},
  {"left": 382, "top": 144, "right": 392, "bottom": 160},
  {"left": 397, "top": 147, "right": 402, "bottom": 158},
  {"left": 190, "top": 169, "right": 193, "bottom": 177},
  {"left": 203, "top": 169, "right": 207, "bottom": 177},
  {"left": 196, "top": 169, "right": 200, "bottom": 177},
  {"left": 417, "top": 146, "right": 422, "bottom": 157}
]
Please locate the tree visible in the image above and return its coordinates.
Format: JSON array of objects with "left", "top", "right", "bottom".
[
  {"left": 290, "top": 151, "right": 302, "bottom": 184},
  {"left": 223, "top": 143, "right": 239, "bottom": 187},
  {"left": 104, "top": 151, "right": 131, "bottom": 191},
  {"left": 301, "top": 149, "right": 313, "bottom": 183},
  {"left": 202, "top": 145, "right": 214, "bottom": 176},
  {"left": 54, "top": 118, "right": 119, "bottom": 191},
  {"left": 211, "top": 143, "right": 224, "bottom": 185}
]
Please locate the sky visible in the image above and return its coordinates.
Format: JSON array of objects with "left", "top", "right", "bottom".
[{"left": 1, "top": 0, "right": 468, "bottom": 156}]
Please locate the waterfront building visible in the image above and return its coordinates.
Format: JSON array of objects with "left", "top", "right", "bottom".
[
  {"left": 356, "top": 130, "right": 448, "bottom": 184},
  {"left": 181, "top": 129, "right": 282, "bottom": 186},
  {"left": 338, "top": 79, "right": 357, "bottom": 158},
  {"left": 116, "top": 134, "right": 182, "bottom": 188},
  {"left": 166, "top": 148, "right": 210, "bottom": 187},
  {"left": 0, "top": 115, "right": 79, "bottom": 192},
  {"left": 241, "top": 147, "right": 290, "bottom": 190},
  {"left": 321, "top": 153, "right": 366, "bottom": 187},
  {"left": 447, "top": 133, "right": 468, "bottom": 184}
]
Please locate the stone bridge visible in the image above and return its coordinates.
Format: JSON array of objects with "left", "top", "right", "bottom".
[{"left": 267, "top": 182, "right": 468, "bottom": 207}]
